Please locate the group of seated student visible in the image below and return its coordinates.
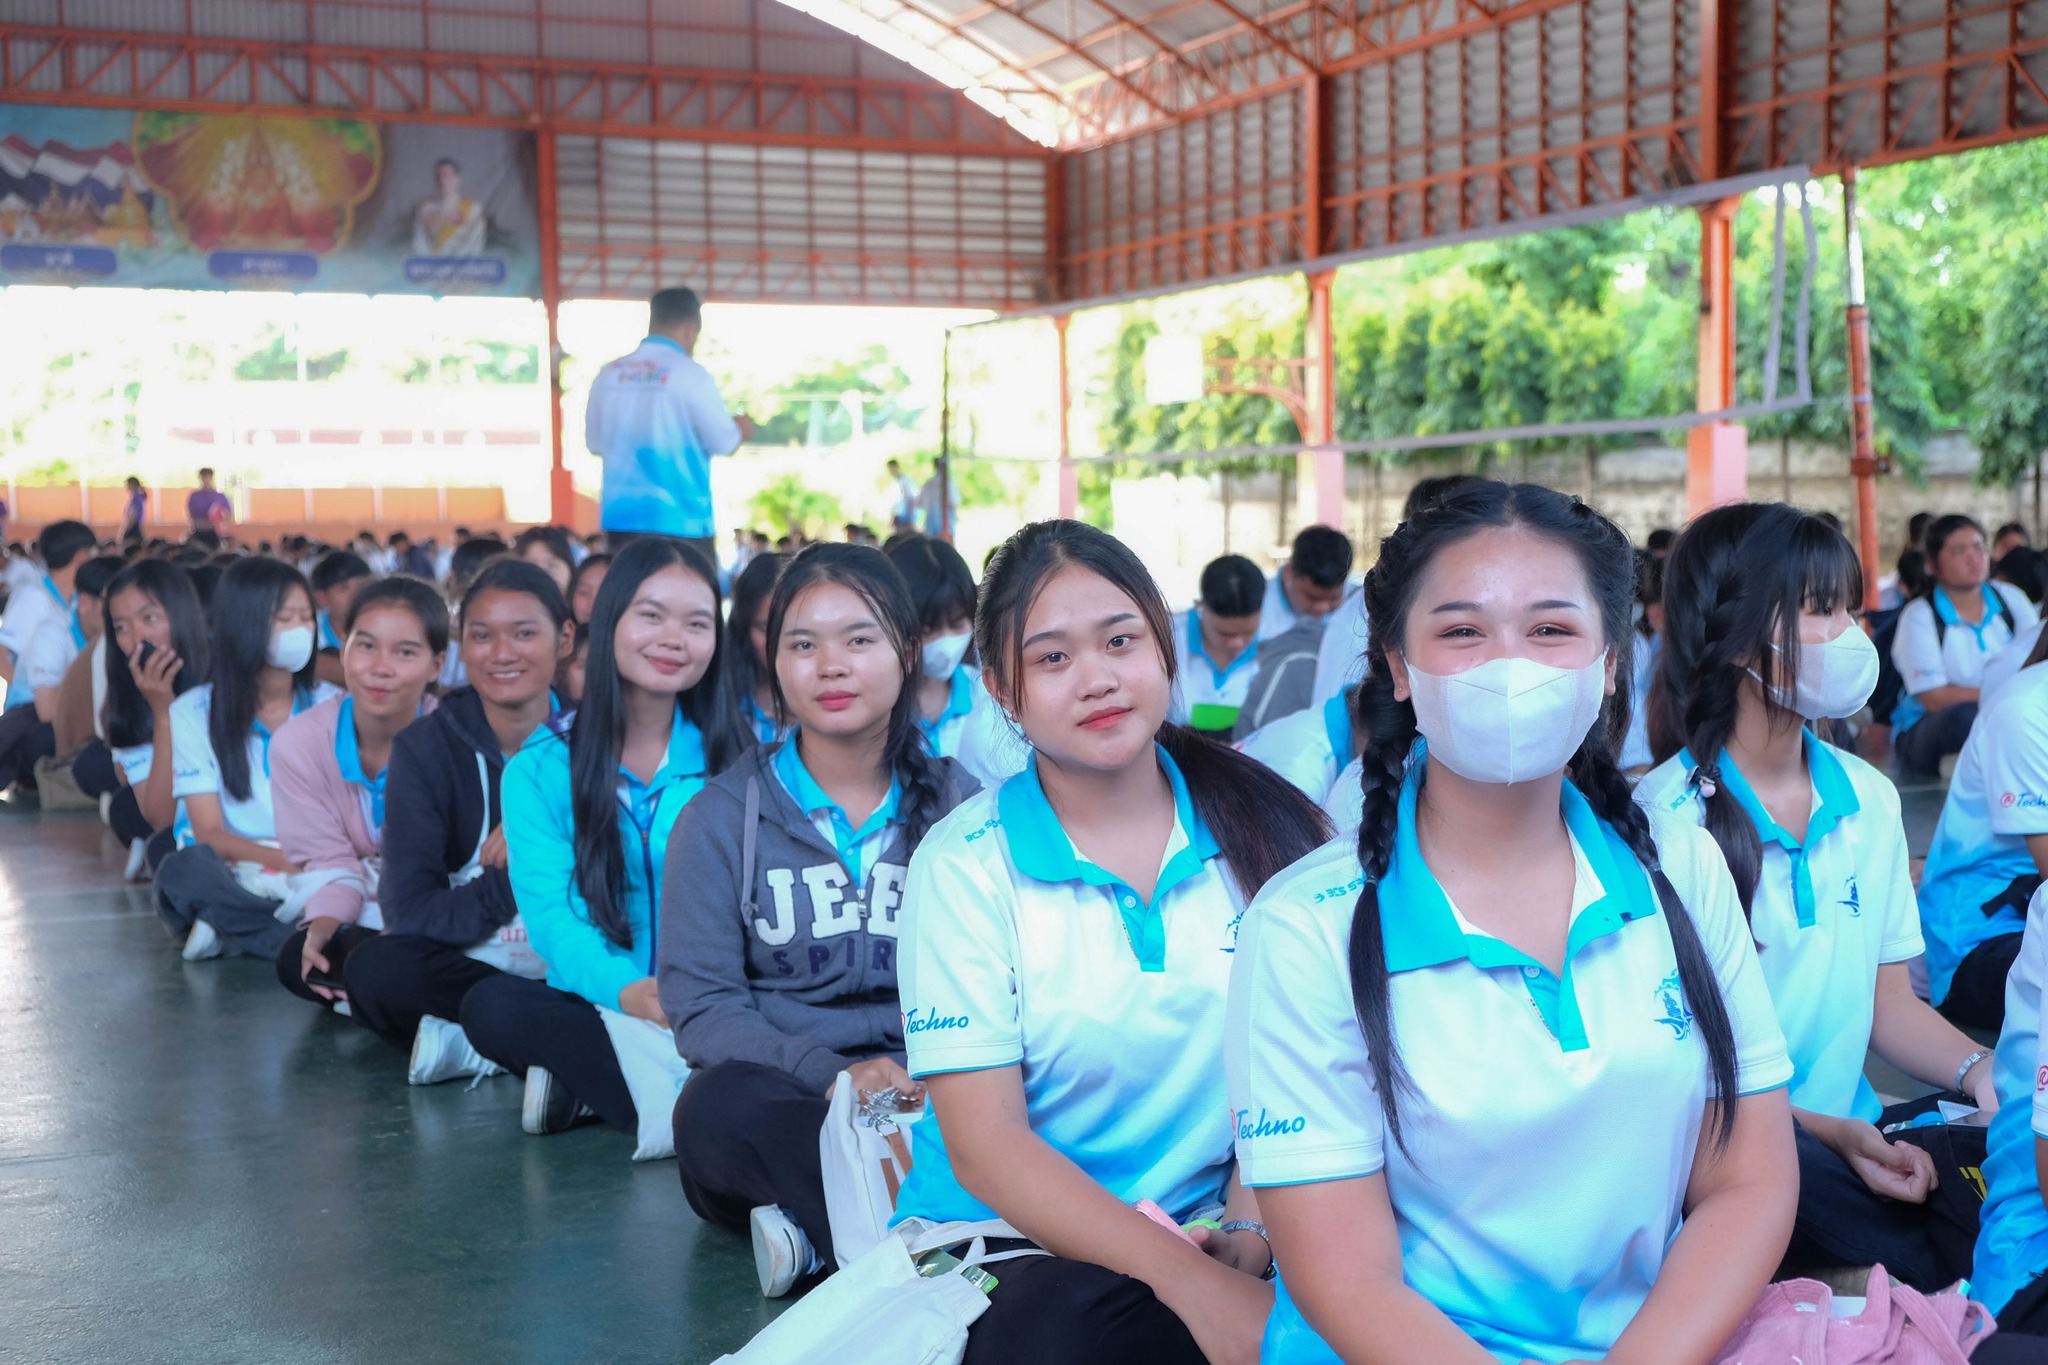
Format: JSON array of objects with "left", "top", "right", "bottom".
[{"left": 26, "top": 486, "right": 2048, "bottom": 1362}]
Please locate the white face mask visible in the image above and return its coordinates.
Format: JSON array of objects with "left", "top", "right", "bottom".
[
  {"left": 267, "top": 625, "right": 316, "bottom": 673},
  {"left": 1406, "top": 653, "right": 1609, "bottom": 785},
  {"left": 1761, "top": 627, "right": 1879, "bottom": 720},
  {"left": 920, "top": 630, "right": 972, "bottom": 681}
]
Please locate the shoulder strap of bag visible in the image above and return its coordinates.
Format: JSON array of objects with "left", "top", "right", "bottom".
[{"left": 740, "top": 775, "right": 762, "bottom": 918}]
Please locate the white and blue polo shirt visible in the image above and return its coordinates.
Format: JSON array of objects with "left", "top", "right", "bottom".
[
  {"left": 918, "top": 665, "right": 979, "bottom": 761},
  {"left": 772, "top": 735, "right": 902, "bottom": 887},
  {"left": 1640, "top": 735, "right": 1923, "bottom": 1121},
  {"left": 1917, "top": 662, "right": 2048, "bottom": 1004},
  {"left": 0, "top": 574, "right": 74, "bottom": 707},
  {"left": 1228, "top": 759, "right": 1791, "bottom": 1364},
  {"left": 169, "top": 681, "right": 335, "bottom": 843},
  {"left": 583, "top": 335, "right": 745, "bottom": 538},
  {"left": 1891, "top": 582, "right": 2037, "bottom": 734},
  {"left": 1238, "top": 690, "right": 1354, "bottom": 807},
  {"left": 1171, "top": 607, "right": 1261, "bottom": 732},
  {"left": 1969, "top": 884, "right": 2048, "bottom": 1314},
  {"left": 894, "top": 746, "right": 1243, "bottom": 1226}
]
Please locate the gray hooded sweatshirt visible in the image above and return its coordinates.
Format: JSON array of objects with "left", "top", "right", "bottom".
[{"left": 657, "top": 741, "right": 977, "bottom": 1094}]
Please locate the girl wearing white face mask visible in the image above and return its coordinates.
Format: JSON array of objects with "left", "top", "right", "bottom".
[
  {"left": 155, "top": 557, "right": 339, "bottom": 962},
  {"left": 1227, "top": 481, "right": 1797, "bottom": 1365},
  {"left": 1639, "top": 502, "right": 1998, "bottom": 1291},
  {"left": 883, "top": 534, "right": 1024, "bottom": 787}
]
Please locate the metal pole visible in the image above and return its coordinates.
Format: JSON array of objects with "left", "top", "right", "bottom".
[
  {"left": 537, "top": 130, "right": 573, "bottom": 529},
  {"left": 1842, "top": 167, "right": 1882, "bottom": 614},
  {"left": 1055, "top": 314, "right": 1077, "bottom": 519},
  {"left": 937, "top": 327, "right": 953, "bottom": 542}
]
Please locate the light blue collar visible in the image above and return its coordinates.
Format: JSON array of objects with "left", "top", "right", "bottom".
[
  {"left": 1379, "top": 758, "right": 1656, "bottom": 973},
  {"left": 1932, "top": 584, "right": 2005, "bottom": 644},
  {"left": 1694, "top": 733, "right": 1860, "bottom": 928},
  {"left": 1322, "top": 690, "right": 1354, "bottom": 767},
  {"left": 616, "top": 711, "right": 707, "bottom": 830},
  {"left": 773, "top": 735, "right": 902, "bottom": 882},
  {"left": 1186, "top": 609, "right": 1258, "bottom": 689},
  {"left": 643, "top": 334, "right": 687, "bottom": 354},
  {"left": 996, "top": 744, "right": 1219, "bottom": 972},
  {"left": 317, "top": 610, "right": 341, "bottom": 650},
  {"left": 917, "top": 668, "right": 974, "bottom": 737},
  {"left": 333, "top": 695, "right": 391, "bottom": 827}
]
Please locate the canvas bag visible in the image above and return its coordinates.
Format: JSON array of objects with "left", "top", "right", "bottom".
[
  {"left": 596, "top": 1006, "right": 690, "bottom": 1161},
  {"left": 714, "top": 1217, "right": 1040, "bottom": 1365},
  {"left": 821, "top": 1068, "right": 928, "bottom": 1268},
  {"left": 1711, "top": 1265, "right": 1994, "bottom": 1364}
]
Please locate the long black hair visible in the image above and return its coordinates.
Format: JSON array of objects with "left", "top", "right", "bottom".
[
  {"left": 974, "top": 519, "right": 1329, "bottom": 900},
  {"left": 207, "top": 556, "right": 317, "bottom": 803},
  {"left": 721, "top": 551, "right": 784, "bottom": 717},
  {"left": 570, "top": 537, "right": 746, "bottom": 948},
  {"left": 101, "top": 560, "right": 210, "bottom": 749},
  {"left": 1648, "top": 503, "right": 1862, "bottom": 916},
  {"left": 765, "top": 543, "right": 952, "bottom": 847},
  {"left": 1348, "top": 480, "right": 1739, "bottom": 1156},
  {"left": 884, "top": 534, "right": 978, "bottom": 638}
]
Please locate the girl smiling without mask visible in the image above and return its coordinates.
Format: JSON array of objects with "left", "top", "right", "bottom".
[
  {"left": 269, "top": 578, "right": 447, "bottom": 1012},
  {"left": 661, "top": 543, "right": 977, "bottom": 1297},
  {"left": 464, "top": 538, "right": 745, "bottom": 1139},
  {"left": 1641, "top": 502, "right": 1998, "bottom": 1290},
  {"left": 1227, "top": 481, "right": 1796, "bottom": 1365},
  {"left": 155, "top": 557, "right": 337, "bottom": 962},
  {"left": 894, "top": 520, "right": 1329, "bottom": 1365}
]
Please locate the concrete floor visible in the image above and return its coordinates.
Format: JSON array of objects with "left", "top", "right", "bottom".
[{"left": 0, "top": 810, "right": 777, "bottom": 1365}]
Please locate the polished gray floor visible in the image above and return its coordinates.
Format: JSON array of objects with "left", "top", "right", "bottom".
[{"left": 0, "top": 811, "right": 776, "bottom": 1365}]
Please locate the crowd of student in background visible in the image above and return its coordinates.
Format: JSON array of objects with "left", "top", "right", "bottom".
[{"left": 12, "top": 479, "right": 2048, "bottom": 1364}]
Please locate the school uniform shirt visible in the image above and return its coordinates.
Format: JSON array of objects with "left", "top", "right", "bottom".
[
  {"left": 1229, "top": 760, "right": 1791, "bottom": 1365},
  {"left": 272, "top": 694, "right": 436, "bottom": 929},
  {"left": 949, "top": 672, "right": 1033, "bottom": 792},
  {"left": 169, "top": 682, "right": 336, "bottom": 843},
  {"left": 1916, "top": 662, "right": 2048, "bottom": 1005},
  {"left": 1238, "top": 690, "right": 1354, "bottom": 807},
  {"left": 1258, "top": 570, "right": 1309, "bottom": 644},
  {"left": 0, "top": 575, "right": 72, "bottom": 707},
  {"left": 1171, "top": 608, "right": 1261, "bottom": 732},
  {"left": 918, "top": 665, "right": 983, "bottom": 763},
  {"left": 1889, "top": 582, "right": 2037, "bottom": 734},
  {"left": 1619, "top": 631, "right": 1661, "bottom": 770},
  {"left": 583, "top": 335, "right": 744, "bottom": 538},
  {"left": 893, "top": 746, "right": 1245, "bottom": 1226},
  {"left": 1640, "top": 735, "right": 1922, "bottom": 1121},
  {"left": 501, "top": 709, "right": 707, "bottom": 1011},
  {"left": 1982, "top": 620, "right": 2044, "bottom": 704},
  {"left": 17, "top": 608, "right": 86, "bottom": 700},
  {"left": 1968, "top": 885, "right": 2048, "bottom": 1315},
  {"left": 1310, "top": 588, "right": 1371, "bottom": 709}
]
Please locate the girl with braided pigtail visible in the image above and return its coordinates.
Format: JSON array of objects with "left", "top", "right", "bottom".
[
  {"left": 1226, "top": 480, "right": 1797, "bottom": 1365},
  {"left": 1640, "top": 502, "right": 1998, "bottom": 1292}
]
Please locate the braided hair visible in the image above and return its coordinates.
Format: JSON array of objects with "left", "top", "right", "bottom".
[
  {"left": 765, "top": 543, "right": 952, "bottom": 847},
  {"left": 1646, "top": 503, "right": 1861, "bottom": 916},
  {"left": 1347, "top": 481, "right": 1740, "bottom": 1157}
]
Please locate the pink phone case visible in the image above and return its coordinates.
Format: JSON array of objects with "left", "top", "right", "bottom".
[{"left": 1135, "top": 1199, "right": 1199, "bottom": 1245}]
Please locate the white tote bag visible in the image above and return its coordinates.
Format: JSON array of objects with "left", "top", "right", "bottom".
[
  {"left": 820, "top": 1069, "right": 928, "bottom": 1268},
  {"left": 714, "top": 1218, "right": 1035, "bottom": 1365},
  {"left": 596, "top": 1006, "right": 691, "bottom": 1161}
]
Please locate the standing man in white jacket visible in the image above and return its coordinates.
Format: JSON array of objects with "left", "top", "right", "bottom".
[{"left": 584, "top": 287, "right": 755, "bottom": 563}]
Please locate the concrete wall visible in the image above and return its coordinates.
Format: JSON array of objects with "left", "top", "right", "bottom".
[{"left": 1112, "top": 433, "right": 2041, "bottom": 606}]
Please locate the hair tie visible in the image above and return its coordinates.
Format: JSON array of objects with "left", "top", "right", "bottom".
[{"left": 1691, "top": 764, "right": 1721, "bottom": 799}]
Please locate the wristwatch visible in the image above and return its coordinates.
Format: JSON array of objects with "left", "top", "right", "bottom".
[
  {"left": 1219, "top": 1219, "right": 1278, "bottom": 1281},
  {"left": 1955, "top": 1049, "right": 1994, "bottom": 1094}
]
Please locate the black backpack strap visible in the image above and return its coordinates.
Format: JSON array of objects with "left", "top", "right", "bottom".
[
  {"left": 1982, "top": 872, "right": 2043, "bottom": 920},
  {"left": 740, "top": 776, "right": 762, "bottom": 920}
]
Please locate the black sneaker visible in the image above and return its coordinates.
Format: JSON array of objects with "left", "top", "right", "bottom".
[{"left": 520, "top": 1066, "right": 596, "bottom": 1135}]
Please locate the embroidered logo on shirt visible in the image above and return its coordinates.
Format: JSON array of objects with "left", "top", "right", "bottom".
[
  {"left": 1234, "top": 1107, "right": 1308, "bottom": 1140},
  {"left": 904, "top": 1006, "right": 971, "bottom": 1035},
  {"left": 1654, "top": 972, "right": 1694, "bottom": 1041},
  {"left": 1841, "top": 876, "right": 1862, "bottom": 918},
  {"left": 1313, "top": 874, "right": 1366, "bottom": 904}
]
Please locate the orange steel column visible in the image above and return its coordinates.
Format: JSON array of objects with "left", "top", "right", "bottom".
[
  {"left": 538, "top": 130, "right": 574, "bottom": 528},
  {"left": 1055, "top": 314, "right": 1079, "bottom": 520},
  {"left": 1302, "top": 268, "right": 1344, "bottom": 529},
  {"left": 1686, "top": 198, "right": 1747, "bottom": 513},
  {"left": 1842, "top": 167, "right": 1883, "bottom": 613}
]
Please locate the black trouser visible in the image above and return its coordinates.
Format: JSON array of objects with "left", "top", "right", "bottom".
[
  {"left": 1941, "top": 931, "right": 2024, "bottom": 1032},
  {"left": 1788, "top": 1114, "right": 1961, "bottom": 1290},
  {"left": 1896, "top": 701, "right": 1979, "bottom": 780},
  {"left": 273, "top": 923, "right": 379, "bottom": 1008},
  {"left": 71, "top": 739, "right": 117, "bottom": 798},
  {"left": 459, "top": 973, "right": 637, "bottom": 1134},
  {"left": 144, "top": 826, "right": 177, "bottom": 875},
  {"left": 673, "top": 1061, "right": 835, "bottom": 1265},
  {"left": 1993, "top": 1272, "right": 2048, "bottom": 1359},
  {"left": 106, "top": 788, "right": 154, "bottom": 846},
  {"left": 961, "top": 1247, "right": 1205, "bottom": 1365},
  {"left": 0, "top": 704, "right": 55, "bottom": 790},
  {"left": 341, "top": 933, "right": 506, "bottom": 1051},
  {"left": 152, "top": 844, "right": 290, "bottom": 957}
]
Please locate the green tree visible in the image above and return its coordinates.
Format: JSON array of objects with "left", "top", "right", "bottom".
[
  {"left": 1969, "top": 230, "right": 2048, "bottom": 487},
  {"left": 748, "top": 472, "right": 844, "bottom": 538},
  {"left": 1418, "top": 287, "right": 1489, "bottom": 447},
  {"left": 1369, "top": 302, "right": 1434, "bottom": 440},
  {"left": 1479, "top": 297, "right": 1556, "bottom": 445},
  {"left": 749, "top": 345, "right": 923, "bottom": 447}
]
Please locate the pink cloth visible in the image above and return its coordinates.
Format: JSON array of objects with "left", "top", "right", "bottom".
[
  {"left": 272, "top": 694, "right": 433, "bottom": 926},
  {"left": 1712, "top": 1266, "right": 1994, "bottom": 1365}
]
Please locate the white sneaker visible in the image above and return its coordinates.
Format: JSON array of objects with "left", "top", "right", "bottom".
[
  {"left": 749, "top": 1204, "right": 816, "bottom": 1298},
  {"left": 409, "top": 1015, "right": 505, "bottom": 1086},
  {"left": 99, "top": 791, "right": 113, "bottom": 822},
  {"left": 181, "top": 920, "right": 222, "bottom": 961},
  {"left": 123, "top": 838, "right": 148, "bottom": 881}
]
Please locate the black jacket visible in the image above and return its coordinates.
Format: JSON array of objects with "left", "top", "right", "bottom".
[{"left": 380, "top": 686, "right": 519, "bottom": 945}]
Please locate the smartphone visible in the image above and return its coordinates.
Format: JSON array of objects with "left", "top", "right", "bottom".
[
  {"left": 305, "top": 965, "right": 345, "bottom": 993},
  {"left": 135, "top": 640, "right": 157, "bottom": 668}
]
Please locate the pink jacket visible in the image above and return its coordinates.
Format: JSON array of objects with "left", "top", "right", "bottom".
[
  {"left": 272, "top": 694, "right": 435, "bottom": 927},
  {"left": 1712, "top": 1266, "right": 1993, "bottom": 1364}
]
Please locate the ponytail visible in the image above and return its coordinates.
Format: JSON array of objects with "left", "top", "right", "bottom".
[{"left": 1157, "top": 723, "right": 1330, "bottom": 900}]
